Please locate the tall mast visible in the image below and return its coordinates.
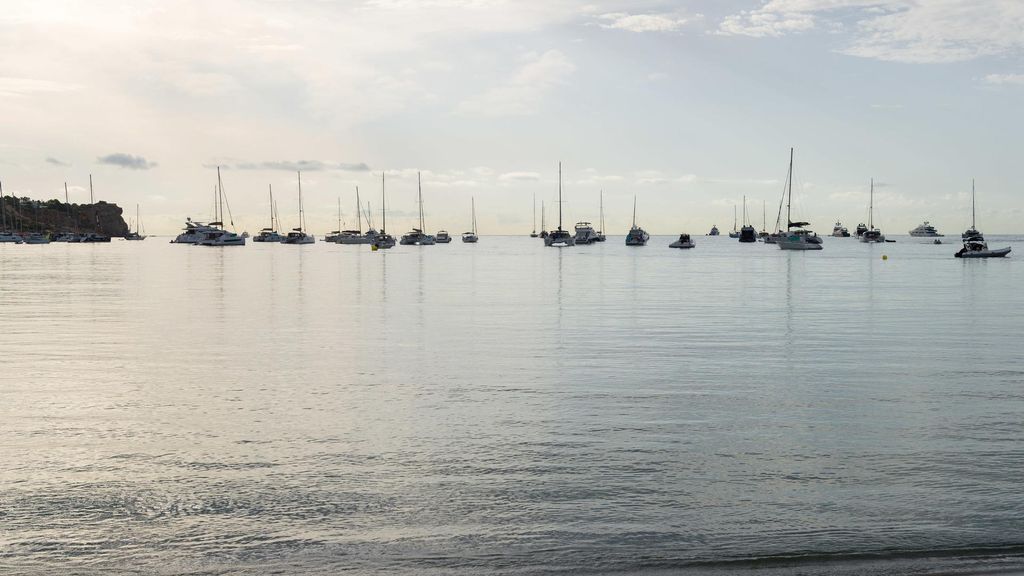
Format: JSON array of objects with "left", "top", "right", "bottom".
[
  {"left": 297, "top": 171, "right": 304, "bottom": 232},
  {"left": 217, "top": 167, "right": 225, "bottom": 225},
  {"left": 65, "top": 182, "right": 72, "bottom": 232},
  {"left": 743, "top": 195, "right": 747, "bottom": 226},
  {"left": 90, "top": 173, "right": 98, "bottom": 232},
  {"left": 472, "top": 196, "right": 477, "bottom": 234},
  {"left": 269, "top": 184, "right": 275, "bottom": 230},
  {"left": 600, "top": 190, "right": 605, "bottom": 233},
  {"left": 541, "top": 200, "right": 545, "bottom": 231},
  {"left": 356, "top": 186, "right": 362, "bottom": 234},
  {"left": 762, "top": 200, "right": 766, "bottom": 231},
  {"left": 381, "top": 171, "right": 386, "bottom": 234},
  {"left": 786, "top": 147, "right": 794, "bottom": 230},
  {"left": 733, "top": 205, "right": 737, "bottom": 231},
  {"left": 558, "top": 161, "right": 563, "bottom": 231},
  {"left": 869, "top": 178, "right": 874, "bottom": 229},
  {"left": 417, "top": 171, "right": 425, "bottom": 231},
  {"left": 337, "top": 196, "right": 342, "bottom": 231},
  {"left": 632, "top": 196, "right": 637, "bottom": 228},
  {"left": 0, "top": 180, "right": 5, "bottom": 231},
  {"left": 136, "top": 204, "right": 140, "bottom": 235}
]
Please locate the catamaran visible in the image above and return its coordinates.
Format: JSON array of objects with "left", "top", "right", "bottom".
[
  {"left": 400, "top": 172, "right": 435, "bottom": 245},
  {"left": 776, "top": 148, "right": 823, "bottom": 251},
  {"left": 282, "top": 171, "right": 314, "bottom": 244},
  {"left": 544, "top": 162, "right": 575, "bottom": 247},
  {"left": 253, "top": 184, "right": 285, "bottom": 242},
  {"left": 462, "top": 197, "right": 479, "bottom": 243},
  {"left": 625, "top": 196, "right": 649, "bottom": 246},
  {"left": 860, "top": 179, "right": 885, "bottom": 243}
]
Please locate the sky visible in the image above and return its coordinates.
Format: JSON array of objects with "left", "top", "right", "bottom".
[{"left": 1, "top": 0, "right": 1022, "bottom": 235}]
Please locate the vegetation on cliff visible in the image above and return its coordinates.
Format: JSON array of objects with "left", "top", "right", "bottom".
[{"left": 0, "top": 195, "right": 129, "bottom": 237}]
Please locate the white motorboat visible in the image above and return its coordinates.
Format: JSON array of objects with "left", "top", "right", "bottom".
[
  {"left": 855, "top": 222, "right": 868, "bottom": 237},
  {"left": 173, "top": 218, "right": 213, "bottom": 244},
  {"left": 625, "top": 196, "right": 649, "bottom": 246},
  {"left": 708, "top": 225, "right": 720, "bottom": 236},
  {"left": 544, "top": 162, "right": 575, "bottom": 247},
  {"left": 776, "top": 148, "right": 823, "bottom": 251},
  {"left": 197, "top": 167, "right": 245, "bottom": 246},
  {"left": 669, "top": 233, "right": 695, "bottom": 248},
  {"left": 462, "top": 197, "right": 479, "bottom": 243},
  {"left": 860, "top": 179, "right": 885, "bottom": 243},
  {"left": 435, "top": 230, "right": 452, "bottom": 243},
  {"left": 574, "top": 221, "right": 600, "bottom": 244},
  {"left": 400, "top": 172, "right": 435, "bottom": 245},
  {"left": 955, "top": 180, "right": 1009, "bottom": 258},
  {"left": 909, "top": 221, "right": 943, "bottom": 237},
  {"left": 831, "top": 222, "right": 850, "bottom": 237},
  {"left": 282, "top": 171, "right": 314, "bottom": 244}
]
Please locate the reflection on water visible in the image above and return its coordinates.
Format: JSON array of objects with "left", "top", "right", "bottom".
[{"left": 1, "top": 236, "right": 1024, "bottom": 575}]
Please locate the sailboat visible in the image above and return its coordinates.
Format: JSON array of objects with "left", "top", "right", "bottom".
[
  {"left": 0, "top": 180, "right": 23, "bottom": 243},
  {"left": 462, "top": 197, "right": 479, "bottom": 243},
  {"left": 283, "top": 171, "right": 315, "bottom": 244},
  {"left": 544, "top": 162, "right": 575, "bottom": 247},
  {"left": 198, "top": 167, "right": 246, "bottom": 246},
  {"left": 253, "top": 184, "right": 285, "bottom": 242},
  {"left": 728, "top": 205, "right": 741, "bottom": 238},
  {"left": 860, "top": 178, "right": 885, "bottom": 243},
  {"left": 372, "top": 171, "right": 396, "bottom": 249},
  {"left": 596, "top": 191, "right": 607, "bottom": 241},
  {"left": 776, "top": 148, "right": 822, "bottom": 251},
  {"left": 955, "top": 179, "right": 1010, "bottom": 258},
  {"left": 124, "top": 204, "right": 146, "bottom": 240},
  {"left": 625, "top": 196, "right": 649, "bottom": 246},
  {"left": 759, "top": 200, "right": 770, "bottom": 239},
  {"left": 739, "top": 195, "right": 757, "bottom": 242},
  {"left": 324, "top": 197, "right": 344, "bottom": 243},
  {"left": 80, "top": 174, "right": 111, "bottom": 242},
  {"left": 50, "top": 183, "right": 78, "bottom": 242},
  {"left": 400, "top": 172, "right": 435, "bottom": 245},
  {"left": 530, "top": 194, "right": 539, "bottom": 237}
]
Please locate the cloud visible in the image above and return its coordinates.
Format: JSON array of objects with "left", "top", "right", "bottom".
[
  {"left": 97, "top": 153, "right": 157, "bottom": 170},
  {"left": 232, "top": 160, "right": 371, "bottom": 172},
  {"left": 984, "top": 73, "right": 1024, "bottom": 85},
  {"left": 597, "top": 12, "right": 688, "bottom": 33},
  {"left": 45, "top": 157, "right": 70, "bottom": 167},
  {"left": 456, "top": 50, "right": 575, "bottom": 117},
  {"left": 0, "top": 77, "right": 82, "bottom": 98},
  {"left": 717, "top": 1, "right": 1024, "bottom": 63},
  {"left": 499, "top": 171, "right": 541, "bottom": 181}
]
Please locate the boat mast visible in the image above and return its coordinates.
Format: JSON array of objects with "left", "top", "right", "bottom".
[
  {"left": 337, "top": 196, "right": 342, "bottom": 232},
  {"left": 733, "top": 204, "right": 737, "bottom": 231},
  {"left": 269, "top": 184, "right": 275, "bottom": 230},
  {"left": 297, "top": 171, "right": 304, "bottom": 232},
  {"left": 762, "top": 200, "right": 766, "bottom": 231},
  {"left": 356, "top": 186, "right": 362, "bottom": 234},
  {"left": 869, "top": 178, "right": 874, "bottom": 230},
  {"left": 381, "top": 171, "right": 386, "bottom": 234},
  {"left": 785, "top": 147, "right": 794, "bottom": 231},
  {"left": 743, "top": 195, "right": 747, "bottom": 226},
  {"left": 600, "top": 190, "right": 605, "bottom": 233},
  {"left": 472, "top": 196, "right": 477, "bottom": 234},
  {"left": 541, "top": 201, "right": 545, "bottom": 231},
  {"left": 632, "top": 195, "right": 637, "bottom": 228},
  {"left": 65, "top": 182, "right": 72, "bottom": 232},
  {"left": 417, "top": 171, "right": 424, "bottom": 231},
  {"left": 532, "top": 193, "right": 536, "bottom": 234},
  {"left": 217, "top": 167, "right": 225, "bottom": 225},
  {"left": 90, "top": 173, "right": 98, "bottom": 233},
  {"left": 558, "top": 161, "right": 563, "bottom": 232}
]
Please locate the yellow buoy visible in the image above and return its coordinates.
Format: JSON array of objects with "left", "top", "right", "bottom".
[
  {"left": 371, "top": 244, "right": 379, "bottom": 251},
  {"left": 882, "top": 254, "right": 888, "bottom": 260}
]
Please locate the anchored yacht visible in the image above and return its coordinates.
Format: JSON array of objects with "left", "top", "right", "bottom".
[
  {"left": 282, "top": 171, "right": 314, "bottom": 244},
  {"left": 669, "top": 233, "right": 695, "bottom": 249},
  {"left": 625, "top": 196, "right": 649, "bottom": 246},
  {"left": 544, "top": 162, "right": 575, "bottom": 247},
  {"left": 909, "top": 221, "right": 943, "bottom": 237},
  {"left": 776, "top": 148, "right": 823, "bottom": 251},
  {"left": 574, "top": 221, "right": 600, "bottom": 244}
]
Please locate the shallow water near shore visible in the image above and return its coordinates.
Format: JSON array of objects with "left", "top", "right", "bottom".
[{"left": 2, "top": 235, "right": 1024, "bottom": 575}]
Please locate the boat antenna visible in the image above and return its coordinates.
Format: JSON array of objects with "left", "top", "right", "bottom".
[{"left": 600, "top": 190, "right": 605, "bottom": 234}]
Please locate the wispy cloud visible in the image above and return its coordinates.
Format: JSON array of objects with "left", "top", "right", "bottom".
[
  {"left": 45, "top": 157, "right": 70, "bottom": 167},
  {"left": 499, "top": 171, "right": 541, "bottom": 182},
  {"left": 718, "top": 1, "right": 1024, "bottom": 63},
  {"left": 97, "top": 153, "right": 157, "bottom": 170},
  {"left": 456, "top": 50, "right": 575, "bottom": 117},
  {"left": 984, "top": 73, "right": 1024, "bottom": 85},
  {"left": 230, "top": 160, "right": 371, "bottom": 172},
  {"left": 0, "top": 77, "right": 81, "bottom": 98},
  {"left": 597, "top": 12, "right": 689, "bottom": 33}
]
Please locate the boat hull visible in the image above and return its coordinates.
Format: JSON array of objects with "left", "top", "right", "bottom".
[{"left": 956, "top": 247, "right": 1011, "bottom": 258}]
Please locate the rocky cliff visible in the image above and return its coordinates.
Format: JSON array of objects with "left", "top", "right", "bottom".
[{"left": 0, "top": 197, "right": 129, "bottom": 237}]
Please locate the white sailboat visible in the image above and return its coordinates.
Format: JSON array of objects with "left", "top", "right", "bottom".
[
  {"left": 860, "top": 178, "right": 885, "bottom": 243},
  {"left": 530, "top": 193, "right": 539, "bottom": 237},
  {"left": 0, "top": 180, "right": 23, "bottom": 243},
  {"left": 624, "top": 196, "right": 649, "bottom": 246},
  {"left": 955, "top": 179, "right": 1010, "bottom": 258},
  {"left": 283, "top": 171, "right": 315, "bottom": 244},
  {"left": 777, "top": 148, "right": 823, "bottom": 251},
  {"left": 253, "top": 184, "right": 285, "bottom": 242},
  {"left": 544, "top": 162, "right": 575, "bottom": 247},
  {"left": 124, "top": 204, "right": 146, "bottom": 240},
  {"left": 400, "top": 172, "right": 435, "bottom": 245},
  {"left": 462, "top": 197, "right": 479, "bottom": 243},
  {"left": 372, "top": 171, "right": 396, "bottom": 249},
  {"left": 596, "top": 190, "right": 607, "bottom": 241},
  {"left": 198, "top": 167, "right": 246, "bottom": 246}
]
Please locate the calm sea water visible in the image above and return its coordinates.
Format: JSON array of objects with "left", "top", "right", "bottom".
[{"left": 2, "top": 235, "right": 1024, "bottom": 575}]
